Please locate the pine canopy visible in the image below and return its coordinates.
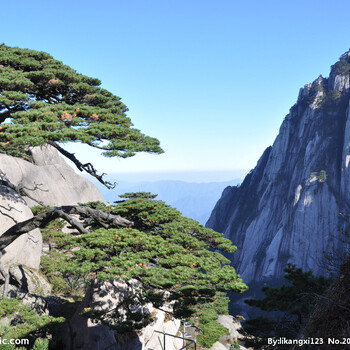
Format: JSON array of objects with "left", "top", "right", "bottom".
[
  {"left": 0, "top": 44, "right": 163, "bottom": 159},
  {"left": 39, "top": 193, "right": 247, "bottom": 347}
]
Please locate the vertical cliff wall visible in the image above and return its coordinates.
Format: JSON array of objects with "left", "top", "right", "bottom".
[{"left": 207, "top": 51, "right": 350, "bottom": 290}]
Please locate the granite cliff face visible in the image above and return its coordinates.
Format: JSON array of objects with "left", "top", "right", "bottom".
[
  {"left": 0, "top": 146, "right": 245, "bottom": 350},
  {"left": 207, "top": 51, "right": 350, "bottom": 290},
  {"left": 0, "top": 144, "right": 111, "bottom": 328},
  {"left": 0, "top": 144, "right": 105, "bottom": 208},
  {"left": 0, "top": 144, "right": 105, "bottom": 270}
]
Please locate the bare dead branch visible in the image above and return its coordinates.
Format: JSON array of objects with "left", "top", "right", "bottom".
[
  {"left": 0, "top": 205, "right": 132, "bottom": 252},
  {"left": 48, "top": 141, "right": 116, "bottom": 189},
  {"left": 62, "top": 205, "right": 133, "bottom": 228},
  {"left": 55, "top": 209, "right": 88, "bottom": 233}
]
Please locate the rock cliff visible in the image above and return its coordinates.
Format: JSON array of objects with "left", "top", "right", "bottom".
[
  {"left": 62, "top": 279, "right": 183, "bottom": 350},
  {"left": 207, "top": 51, "right": 350, "bottom": 301},
  {"left": 0, "top": 144, "right": 105, "bottom": 271},
  {"left": 0, "top": 144, "right": 105, "bottom": 208}
]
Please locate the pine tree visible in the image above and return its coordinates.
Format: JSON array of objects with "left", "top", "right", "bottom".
[
  {"left": 0, "top": 44, "right": 163, "bottom": 187},
  {"left": 45, "top": 193, "right": 247, "bottom": 347},
  {"left": 0, "top": 45, "right": 248, "bottom": 348},
  {"left": 243, "top": 264, "right": 331, "bottom": 348},
  {"left": 27, "top": 194, "right": 246, "bottom": 347}
]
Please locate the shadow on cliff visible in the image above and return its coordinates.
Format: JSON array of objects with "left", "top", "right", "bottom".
[
  {"left": 56, "top": 281, "right": 146, "bottom": 350},
  {"left": 0, "top": 184, "right": 27, "bottom": 225}
]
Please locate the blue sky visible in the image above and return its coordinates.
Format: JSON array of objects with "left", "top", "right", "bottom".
[{"left": 3, "top": 0, "right": 350, "bottom": 182}]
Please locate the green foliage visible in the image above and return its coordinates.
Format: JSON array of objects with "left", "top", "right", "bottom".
[
  {"left": 310, "top": 169, "right": 328, "bottom": 182},
  {"left": 52, "top": 196, "right": 247, "bottom": 347},
  {"left": 0, "top": 44, "right": 163, "bottom": 159},
  {"left": 242, "top": 316, "right": 278, "bottom": 349},
  {"left": 40, "top": 252, "right": 89, "bottom": 297},
  {"left": 299, "top": 95, "right": 315, "bottom": 107},
  {"left": 34, "top": 195, "right": 246, "bottom": 347},
  {"left": 32, "top": 338, "right": 49, "bottom": 350},
  {"left": 331, "top": 55, "right": 350, "bottom": 75},
  {"left": 231, "top": 341, "right": 241, "bottom": 350},
  {"left": 34, "top": 211, "right": 90, "bottom": 296},
  {"left": 118, "top": 192, "right": 158, "bottom": 199},
  {"left": 31, "top": 206, "right": 67, "bottom": 246},
  {"left": 1, "top": 45, "right": 246, "bottom": 347},
  {"left": 243, "top": 264, "right": 331, "bottom": 348},
  {"left": 40, "top": 253, "right": 67, "bottom": 293},
  {"left": 328, "top": 90, "right": 342, "bottom": 100},
  {"left": 189, "top": 292, "right": 230, "bottom": 348},
  {"left": 32, "top": 208, "right": 87, "bottom": 296},
  {"left": 0, "top": 298, "right": 64, "bottom": 349},
  {"left": 318, "top": 169, "right": 328, "bottom": 182}
]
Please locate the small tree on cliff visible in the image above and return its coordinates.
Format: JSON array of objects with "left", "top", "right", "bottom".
[{"left": 0, "top": 45, "right": 247, "bottom": 348}]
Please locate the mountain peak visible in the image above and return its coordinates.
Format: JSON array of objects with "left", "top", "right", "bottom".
[{"left": 207, "top": 50, "right": 350, "bottom": 314}]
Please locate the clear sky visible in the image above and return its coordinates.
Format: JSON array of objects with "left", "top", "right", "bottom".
[{"left": 2, "top": 0, "right": 350, "bottom": 182}]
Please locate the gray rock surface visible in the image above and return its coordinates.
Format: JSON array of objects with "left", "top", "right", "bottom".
[
  {"left": 210, "top": 342, "right": 228, "bottom": 350},
  {"left": 63, "top": 285, "right": 119, "bottom": 350},
  {"left": 0, "top": 284, "right": 50, "bottom": 315},
  {"left": 0, "top": 184, "right": 42, "bottom": 269},
  {"left": 207, "top": 51, "right": 350, "bottom": 313},
  {"left": 0, "top": 143, "right": 106, "bottom": 271},
  {"left": 9, "top": 265, "right": 52, "bottom": 296},
  {"left": 63, "top": 279, "right": 182, "bottom": 350},
  {"left": 0, "top": 144, "right": 105, "bottom": 207},
  {"left": 217, "top": 315, "right": 241, "bottom": 342},
  {"left": 210, "top": 315, "right": 248, "bottom": 350},
  {"left": 142, "top": 307, "right": 182, "bottom": 350}
]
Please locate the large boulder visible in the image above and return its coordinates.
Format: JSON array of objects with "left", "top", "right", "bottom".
[
  {"left": 0, "top": 144, "right": 106, "bottom": 271},
  {"left": 63, "top": 279, "right": 182, "bottom": 350},
  {"left": 0, "top": 184, "right": 42, "bottom": 269},
  {"left": 9, "top": 265, "right": 52, "bottom": 296},
  {"left": 0, "top": 144, "right": 105, "bottom": 207}
]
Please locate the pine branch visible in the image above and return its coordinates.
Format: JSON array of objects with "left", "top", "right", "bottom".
[
  {"left": 48, "top": 142, "right": 116, "bottom": 189},
  {"left": 0, "top": 205, "right": 133, "bottom": 252}
]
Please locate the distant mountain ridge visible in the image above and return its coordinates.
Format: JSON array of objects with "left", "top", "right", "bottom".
[{"left": 93, "top": 179, "right": 241, "bottom": 225}]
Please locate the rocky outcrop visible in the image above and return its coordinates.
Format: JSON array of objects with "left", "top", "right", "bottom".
[
  {"left": 9, "top": 265, "right": 52, "bottom": 296},
  {"left": 0, "top": 184, "right": 42, "bottom": 269},
  {"left": 142, "top": 309, "right": 182, "bottom": 350},
  {"left": 0, "top": 144, "right": 105, "bottom": 207},
  {"left": 213, "top": 315, "right": 248, "bottom": 350},
  {"left": 207, "top": 51, "right": 350, "bottom": 310},
  {"left": 63, "top": 279, "right": 183, "bottom": 350},
  {"left": 0, "top": 284, "right": 50, "bottom": 315},
  {"left": 0, "top": 144, "right": 106, "bottom": 271}
]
